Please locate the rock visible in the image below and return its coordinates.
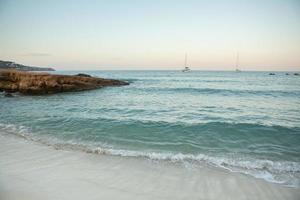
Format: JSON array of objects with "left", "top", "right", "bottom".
[
  {"left": 294, "top": 73, "right": 299, "bottom": 76},
  {"left": 269, "top": 73, "right": 275, "bottom": 75},
  {"left": 0, "top": 70, "right": 129, "bottom": 95},
  {"left": 76, "top": 73, "right": 92, "bottom": 77}
]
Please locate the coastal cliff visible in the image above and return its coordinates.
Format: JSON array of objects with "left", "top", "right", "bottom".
[
  {"left": 0, "top": 70, "right": 128, "bottom": 95},
  {"left": 0, "top": 60, "right": 55, "bottom": 71}
]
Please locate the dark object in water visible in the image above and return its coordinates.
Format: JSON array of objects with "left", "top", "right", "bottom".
[
  {"left": 4, "top": 92, "right": 13, "bottom": 97},
  {"left": 286, "top": 73, "right": 289, "bottom": 75},
  {"left": 76, "top": 73, "right": 92, "bottom": 77},
  {"left": 294, "top": 73, "right": 299, "bottom": 76},
  {"left": 269, "top": 73, "right": 275, "bottom": 75}
]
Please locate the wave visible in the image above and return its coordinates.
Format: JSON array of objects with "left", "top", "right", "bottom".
[
  {"left": 0, "top": 122, "right": 299, "bottom": 187},
  {"left": 124, "top": 78, "right": 240, "bottom": 83},
  {"left": 123, "top": 78, "right": 140, "bottom": 83},
  {"left": 129, "top": 87, "right": 300, "bottom": 97}
]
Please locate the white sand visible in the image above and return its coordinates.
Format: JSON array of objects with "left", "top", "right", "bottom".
[{"left": 0, "top": 133, "right": 299, "bottom": 200}]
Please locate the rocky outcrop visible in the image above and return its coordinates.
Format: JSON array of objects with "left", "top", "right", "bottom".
[
  {"left": 0, "top": 70, "right": 128, "bottom": 95},
  {"left": 75, "top": 73, "right": 92, "bottom": 77},
  {"left": 0, "top": 60, "right": 55, "bottom": 71}
]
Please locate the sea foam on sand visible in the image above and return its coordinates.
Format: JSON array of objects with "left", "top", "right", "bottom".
[{"left": 0, "top": 133, "right": 299, "bottom": 200}]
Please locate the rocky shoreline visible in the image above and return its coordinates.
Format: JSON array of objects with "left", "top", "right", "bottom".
[{"left": 0, "top": 70, "right": 128, "bottom": 95}]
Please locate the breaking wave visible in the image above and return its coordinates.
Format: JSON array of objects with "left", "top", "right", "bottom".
[{"left": 1, "top": 123, "right": 299, "bottom": 188}]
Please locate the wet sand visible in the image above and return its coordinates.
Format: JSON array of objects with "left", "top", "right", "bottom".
[{"left": 0, "top": 133, "right": 299, "bottom": 200}]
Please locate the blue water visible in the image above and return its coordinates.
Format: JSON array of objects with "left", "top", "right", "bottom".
[{"left": 1, "top": 70, "right": 300, "bottom": 187}]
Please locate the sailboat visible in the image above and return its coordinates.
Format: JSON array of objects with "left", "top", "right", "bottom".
[
  {"left": 182, "top": 53, "right": 191, "bottom": 72},
  {"left": 235, "top": 52, "right": 241, "bottom": 72}
]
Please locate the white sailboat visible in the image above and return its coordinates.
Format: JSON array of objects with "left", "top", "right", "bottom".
[
  {"left": 235, "top": 52, "right": 241, "bottom": 72},
  {"left": 182, "top": 53, "right": 190, "bottom": 72}
]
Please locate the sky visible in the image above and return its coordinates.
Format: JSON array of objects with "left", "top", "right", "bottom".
[{"left": 0, "top": 0, "right": 300, "bottom": 71}]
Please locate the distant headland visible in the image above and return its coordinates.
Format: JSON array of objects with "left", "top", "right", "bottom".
[{"left": 0, "top": 60, "right": 55, "bottom": 71}]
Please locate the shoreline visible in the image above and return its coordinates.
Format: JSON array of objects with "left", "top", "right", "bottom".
[
  {"left": 1, "top": 132, "right": 299, "bottom": 200},
  {"left": 1, "top": 122, "right": 298, "bottom": 188}
]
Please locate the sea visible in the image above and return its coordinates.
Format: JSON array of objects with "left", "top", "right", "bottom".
[{"left": 0, "top": 70, "right": 299, "bottom": 187}]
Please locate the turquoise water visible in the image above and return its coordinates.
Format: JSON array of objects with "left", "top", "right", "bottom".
[{"left": 1, "top": 70, "right": 300, "bottom": 186}]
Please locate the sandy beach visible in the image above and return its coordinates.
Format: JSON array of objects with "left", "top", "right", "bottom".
[{"left": 0, "top": 132, "right": 299, "bottom": 200}]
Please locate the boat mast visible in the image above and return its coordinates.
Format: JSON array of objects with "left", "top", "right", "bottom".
[
  {"left": 185, "top": 53, "right": 187, "bottom": 68},
  {"left": 235, "top": 52, "right": 239, "bottom": 69}
]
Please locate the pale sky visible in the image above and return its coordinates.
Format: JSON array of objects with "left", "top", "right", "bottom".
[{"left": 0, "top": 0, "right": 300, "bottom": 70}]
